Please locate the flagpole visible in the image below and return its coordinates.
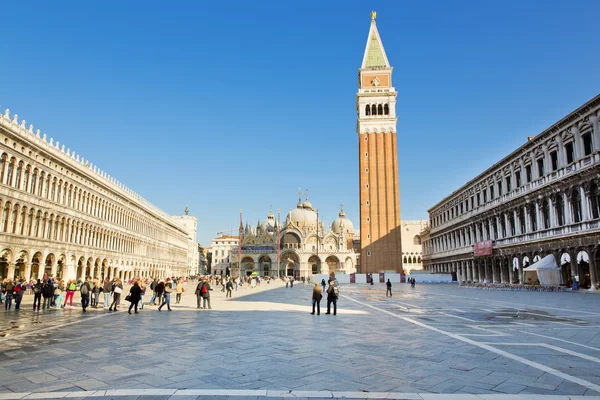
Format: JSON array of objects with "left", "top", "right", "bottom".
[
  {"left": 277, "top": 209, "right": 281, "bottom": 277},
  {"left": 238, "top": 209, "right": 242, "bottom": 278}
]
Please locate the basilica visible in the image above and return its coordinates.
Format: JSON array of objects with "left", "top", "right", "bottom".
[{"left": 230, "top": 194, "right": 358, "bottom": 278}]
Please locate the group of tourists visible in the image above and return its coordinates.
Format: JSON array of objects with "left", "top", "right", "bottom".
[{"left": 311, "top": 278, "right": 339, "bottom": 315}]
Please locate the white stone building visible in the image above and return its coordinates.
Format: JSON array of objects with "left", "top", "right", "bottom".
[
  {"left": 229, "top": 195, "right": 358, "bottom": 278},
  {"left": 422, "top": 95, "right": 600, "bottom": 289},
  {"left": 400, "top": 220, "right": 428, "bottom": 274},
  {"left": 0, "top": 106, "right": 191, "bottom": 281},
  {"left": 209, "top": 235, "right": 239, "bottom": 276},
  {"left": 171, "top": 207, "right": 200, "bottom": 276}
]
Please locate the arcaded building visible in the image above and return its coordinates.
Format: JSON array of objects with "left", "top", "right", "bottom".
[
  {"left": 422, "top": 95, "right": 600, "bottom": 289},
  {"left": 0, "top": 107, "right": 193, "bottom": 281}
]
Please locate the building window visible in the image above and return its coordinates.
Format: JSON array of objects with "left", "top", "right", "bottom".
[
  {"left": 364, "top": 136, "right": 368, "bottom": 141},
  {"left": 583, "top": 132, "right": 593, "bottom": 156},
  {"left": 413, "top": 235, "right": 421, "bottom": 245},
  {"left": 498, "top": 181, "right": 502, "bottom": 197},
  {"left": 590, "top": 184, "right": 600, "bottom": 219},
  {"left": 377, "top": 104, "right": 383, "bottom": 115},
  {"left": 384, "top": 104, "right": 389, "bottom": 115},
  {"left": 476, "top": 193, "right": 481, "bottom": 206},
  {"left": 571, "top": 190, "right": 582, "bottom": 223},
  {"left": 366, "top": 217, "right": 370, "bottom": 222},
  {"left": 366, "top": 184, "right": 369, "bottom": 189},
  {"left": 537, "top": 158, "right": 544, "bottom": 177},
  {"left": 515, "top": 170, "right": 522, "bottom": 187},
  {"left": 365, "top": 168, "right": 369, "bottom": 173},
  {"left": 367, "top": 251, "right": 371, "bottom": 256},
  {"left": 505, "top": 177, "right": 511, "bottom": 192},
  {"left": 367, "top": 234, "right": 370, "bottom": 239},
  {"left": 482, "top": 189, "right": 487, "bottom": 203},
  {"left": 556, "top": 195, "right": 565, "bottom": 226},
  {"left": 366, "top": 200, "right": 370, "bottom": 205},
  {"left": 511, "top": 213, "right": 516, "bottom": 236},
  {"left": 365, "top": 105, "right": 370, "bottom": 116},
  {"left": 365, "top": 152, "right": 368, "bottom": 157},
  {"left": 550, "top": 151, "right": 558, "bottom": 171},
  {"left": 529, "top": 205, "right": 537, "bottom": 232},
  {"left": 565, "top": 142, "right": 574, "bottom": 164},
  {"left": 542, "top": 199, "right": 550, "bottom": 229},
  {"left": 490, "top": 186, "right": 495, "bottom": 199},
  {"left": 525, "top": 165, "right": 532, "bottom": 183}
]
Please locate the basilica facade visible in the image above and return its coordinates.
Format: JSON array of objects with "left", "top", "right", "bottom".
[{"left": 230, "top": 196, "right": 358, "bottom": 278}]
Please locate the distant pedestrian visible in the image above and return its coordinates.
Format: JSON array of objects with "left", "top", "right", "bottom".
[
  {"left": 103, "top": 277, "right": 112, "bottom": 309},
  {"left": 321, "top": 279, "right": 326, "bottom": 293},
  {"left": 4, "top": 279, "right": 14, "bottom": 310},
  {"left": 158, "top": 278, "right": 172, "bottom": 311},
  {"left": 149, "top": 279, "right": 158, "bottom": 305},
  {"left": 33, "top": 279, "right": 43, "bottom": 310},
  {"left": 176, "top": 279, "right": 184, "bottom": 304},
  {"left": 201, "top": 279, "right": 212, "bottom": 310},
  {"left": 109, "top": 278, "right": 123, "bottom": 311},
  {"left": 91, "top": 278, "right": 100, "bottom": 308},
  {"left": 80, "top": 277, "right": 91, "bottom": 312},
  {"left": 386, "top": 279, "right": 392, "bottom": 297},
  {"left": 195, "top": 280, "right": 204, "bottom": 309},
  {"left": 63, "top": 280, "right": 77, "bottom": 308},
  {"left": 128, "top": 280, "right": 142, "bottom": 314},
  {"left": 311, "top": 283, "right": 322, "bottom": 315},
  {"left": 139, "top": 280, "right": 146, "bottom": 310},
  {"left": 226, "top": 279, "right": 233, "bottom": 298},
  {"left": 326, "top": 281, "right": 338, "bottom": 315}
]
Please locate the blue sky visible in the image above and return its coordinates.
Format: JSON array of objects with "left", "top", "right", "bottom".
[{"left": 1, "top": 1, "right": 599, "bottom": 246}]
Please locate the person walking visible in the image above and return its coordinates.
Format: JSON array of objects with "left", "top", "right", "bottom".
[
  {"left": 386, "top": 279, "right": 392, "bottom": 297},
  {"left": 195, "top": 280, "right": 204, "bottom": 309},
  {"left": 32, "top": 279, "right": 43, "bottom": 311},
  {"left": 175, "top": 279, "right": 183, "bottom": 304},
  {"left": 4, "top": 279, "right": 14, "bottom": 311},
  {"left": 321, "top": 279, "right": 326, "bottom": 293},
  {"left": 80, "top": 277, "right": 91, "bottom": 312},
  {"left": 102, "top": 277, "right": 112, "bottom": 309},
  {"left": 91, "top": 278, "right": 100, "bottom": 308},
  {"left": 139, "top": 280, "right": 146, "bottom": 310},
  {"left": 149, "top": 279, "right": 158, "bottom": 305},
  {"left": 311, "top": 283, "right": 322, "bottom": 315},
  {"left": 14, "top": 280, "right": 24, "bottom": 310},
  {"left": 109, "top": 278, "right": 123, "bottom": 311},
  {"left": 55, "top": 280, "right": 65, "bottom": 308},
  {"left": 226, "top": 279, "right": 233, "bottom": 298},
  {"left": 63, "top": 280, "right": 77, "bottom": 308},
  {"left": 155, "top": 280, "right": 165, "bottom": 306},
  {"left": 42, "top": 279, "right": 54, "bottom": 309},
  {"left": 158, "top": 278, "right": 172, "bottom": 311},
  {"left": 325, "top": 281, "right": 338, "bottom": 315},
  {"left": 128, "top": 280, "right": 142, "bottom": 314},
  {"left": 201, "top": 279, "right": 212, "bottom": 310}
]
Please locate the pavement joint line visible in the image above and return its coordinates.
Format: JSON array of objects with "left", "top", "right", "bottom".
[
  {"left": 519, "top": 330, "right": 600, "bottom": 351},
  {"left": 438, "top": 312, "right": 479, "bottom": 322},
  {"left": 0, "top": 311, "right": 116, "bottom": 344},
  {"left": 2, "top": 391, "right": 600, "bottom": 399},
  {"left": 437, "top": 292, "right": 600, "bottom": 316},
  {"left": 340, "top": 293, "right": 600, "bottom": 394}
]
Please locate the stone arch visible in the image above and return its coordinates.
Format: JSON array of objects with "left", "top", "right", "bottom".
[
  {"left": 577, "top": 250, "right": 591, "bottom": 289},
  {"left": 76, "top": 256, "right": 85, "bottom": 281},
  {"left": 0, "top": 248, "right": 13, "bottom": 278},
  {"left": 344, "top": 256, "right": 353, "bottom": 271},
  {"left": 308, "top": 255, "right": 321, "bottom": 274},
  {"left": 29, "top": 251, "right": 42, "bottom": 280},
  {"left": 258, "top": 255, "right": 271, "bottom": 276},
  {"left": 56, "top": 254, "right": 66, "bottom": 279},
  {"left": 281, "top": 251, "right": 299, "bottom": 277},
  {"left": 241, "top": 256, "right": 254, "bottom": 276},
  {"left": 325, "top": 255, "right": 341, "bottom": 272},
  {"left": 44, "top": 253, "right": 56, "bottom": 278},
  {"left": 281, "top": 232, "right": 301, "bottom": 250}
]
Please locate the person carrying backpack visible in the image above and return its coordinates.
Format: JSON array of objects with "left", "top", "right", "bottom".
[
  {"left": 64, "top": 280, "right": 77, "bottom": 308},
  {"left": 80, "top": 277, "right": 91, "bottom": 312},
  {"left": 201, "top": 279, "right": 212, "bottom": 310},
  {"left": 326, "top": 281, "right": 338, "bottom": 315},
  {"left": 33, "top": 279, "right": 43, "bottom": 310},
  {"left": 4, "top": 279, "right": 14, "bottom": 311},
  {"left": 42, "top": 279, "right": 54, "bottom": 309}
]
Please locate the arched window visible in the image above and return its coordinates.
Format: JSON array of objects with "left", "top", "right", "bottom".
[
  {"left": 30, "top": 169, "right": 37, "bottom": 194},
  {"left": 529, "top": 204, "right": 537, "bottom": 232},
  {"left": 589, "top": 184, "right": 600, "bottom": 220},
  {"left": 0, "top": 154, "right": 6, "bottom": 183},
  {"left": 571, "top": 190, "right": 582, "bottom": 223},
  {"left": 519, "top": 208, "right": 526, "bottom": 234},
  {"left": 384, "top": 104, "right": 389, "bottom": 115},
  {"left": 403, "top": 256, "right": 408, "bottom": 264},
  {"left": 6, "top": 158, "right": 15, "bottom": 186},
  {"left": 377, "top": 104, "right": 383, "bottom": 115},
  {"left": 365, "top": 105, "right": 370, "bottom": 116},
  {"left": 50, "top": 178, "right": 57, "bottom": 201},
  {"left": 37, "top": 173, "right": 44, "bottom": 196},
  {"left": 15, "top": 162, "right": 23, "bottom": 189},
  {"left": 413, "top": 235, "right": 422, "bottom": 245},
  {"left": 555, "top": 195, "right": 565, "bottom": 226},
  {"left": 23, "top": 166, "right": 31, "bottom": 193},
  {"left": 417, "top": 256, "right": 422, "bottom": 264},
  {"left": 542, "top": 199, "right": 550, "bottom": 229},
  {"left": 371, "top": 104, "right": 376, "bottom": 115}
]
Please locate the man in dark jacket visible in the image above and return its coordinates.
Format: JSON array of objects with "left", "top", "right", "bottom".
[
  {"left": 201, "top": 279, "right": 212, "bottom": 309},
  {"left": 155, "top": 280, "right": 165, "bottom": 306},
  {"left": 33, "top": 279, "right": 43, "bottom": 310},
  {"left": 128, "top": 280, "right": 143, "bottom": 314},
  {"left": 195, "top": 280, "right": 204, "bottom": 309},
  {"left": 325, "top": 281, "right": 338, "bottom": 315},
  {"left": 80, "top": 277, "right": 92, "bottom": 312},
  {"left": 42, "top": 279, "right": 54, "bottom": 309},
  {"left": 102, "top": 277, "right": 112, "bottom": 309},
  {"left": 386, "top": 279, "right": 392, "bottom": 297}
]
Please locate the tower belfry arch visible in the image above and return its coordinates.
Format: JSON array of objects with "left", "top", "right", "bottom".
[{"left": 356, "top": 12, "right": 403, "bottom": 274}]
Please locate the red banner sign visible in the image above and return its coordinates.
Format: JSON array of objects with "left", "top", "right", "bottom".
[{"left": 474, "top": 240, "right": 493, "bottom": 256}]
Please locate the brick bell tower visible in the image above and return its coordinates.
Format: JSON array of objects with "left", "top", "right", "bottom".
[{"left": 357, "top": 11, "right": 402, "bottom": 274}]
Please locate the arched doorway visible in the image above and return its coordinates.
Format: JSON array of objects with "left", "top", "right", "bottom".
[
  {"left": 258, "top": 255, "right": 271, "bottom": 276},
  {"left": 0, "top": 249, "right": 11, "bottom": 278},
  {"left": 308, "top": 255, "right": 321, "bottom": 274},
  {"left": 56, "top": 255, "right": 65, "bottom": 279},
  {"left": 15, "top": 251, "right": 29, "bottom": 280},
  {"left": 241, "top": 257, "right": 254, "bottom": 276},
  {"left": 281, "top": 252, "right": 299, "bottom": 278},
  {"left": 325, "top": 256, "right": 340, "bottom": 272},
  {"left": 577, "top": 250, "right": 591, "bottom": 289},
  {"left": 44, "top": 254, "right": 56, "bottom": 278},
  {"left": 76, "top": 256, "right": 85, "bottom": 281},
  {"left": 560, "top": 252, "right": 572, "bottom": 286}
]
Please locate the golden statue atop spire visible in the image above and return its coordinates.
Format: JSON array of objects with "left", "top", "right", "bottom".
[{"left": 371, "top": 10, "right": 376, "bottom": 21}]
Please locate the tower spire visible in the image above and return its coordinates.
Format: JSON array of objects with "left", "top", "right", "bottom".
[{"left": 361, "top": 11, "right": 390, "bottom": 69}]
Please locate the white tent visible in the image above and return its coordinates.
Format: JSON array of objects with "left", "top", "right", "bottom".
[{"left": 523, "top": 255, "right": 562, "bottom": 286}]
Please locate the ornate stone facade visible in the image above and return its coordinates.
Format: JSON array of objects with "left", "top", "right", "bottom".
[
  {"left": 0, "top": 107, "right": 191, "bottom": 281},
  {"left": 422, "top": 95, "right": 600, "bottom": 289},
  {"left": 230, "top": 196, "right": 358, "bottom": 278}
]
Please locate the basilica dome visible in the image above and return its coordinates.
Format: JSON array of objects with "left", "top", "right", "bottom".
[
  {"left": 261, "top": 209, "right": 277, "bottom": 234},
  {"left": 331, "top": 209, "right": 354, "bottom": 235},
  {"left": 287, "top": 206, "right": 318, "bottom": 230}
]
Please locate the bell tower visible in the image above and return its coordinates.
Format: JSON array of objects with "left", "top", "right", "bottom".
[{"left": 357, "top": 12, "right": 402, "bottom": 274}]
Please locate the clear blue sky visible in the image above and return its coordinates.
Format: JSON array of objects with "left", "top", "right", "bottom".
[{"left": 1, "top": 1, "right": 598, "bottom": 246}]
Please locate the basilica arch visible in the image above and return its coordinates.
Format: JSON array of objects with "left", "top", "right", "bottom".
[{"left": 281, "top": 251, "right": 299, "bottom": 278}]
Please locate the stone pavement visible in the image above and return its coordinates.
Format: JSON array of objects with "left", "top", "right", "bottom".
[{"left": 1, "top": 281, "right": 600, "bottom": 399}]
